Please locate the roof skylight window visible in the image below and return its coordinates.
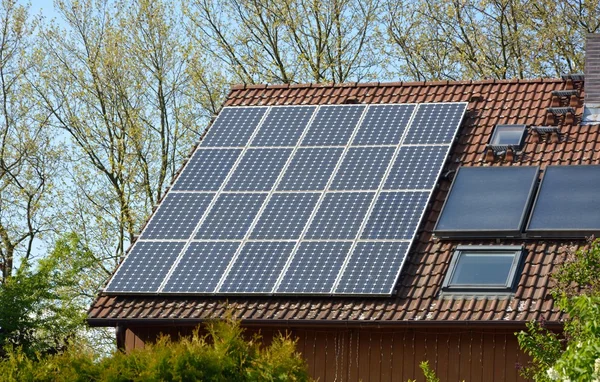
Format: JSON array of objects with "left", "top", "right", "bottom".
[
  {"left": 442, "top": 246, "right": 523, "bottom": 292},
  {"left": 489, "top": 124, "right": 527, "bottom": 148}
]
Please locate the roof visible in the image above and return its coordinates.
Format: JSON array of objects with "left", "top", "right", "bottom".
[{"left": 88, "top": 78, "right": 594, "bottom": 327}]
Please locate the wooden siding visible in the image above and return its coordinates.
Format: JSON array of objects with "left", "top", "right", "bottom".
[{"left": 123, "top": 325, "right": 530, "bottom": 382}]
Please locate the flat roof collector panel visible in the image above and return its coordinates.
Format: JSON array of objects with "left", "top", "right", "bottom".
[
  {"left": 527, "top": 165, "right": 600, "bottom": 237},
  {"left": 434, "top": 166, "right": 539, "bottom": 238}
]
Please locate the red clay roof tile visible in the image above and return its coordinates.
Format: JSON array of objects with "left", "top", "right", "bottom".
[{"left": 89, "top": 78, "right": 585, "bottom": 327}]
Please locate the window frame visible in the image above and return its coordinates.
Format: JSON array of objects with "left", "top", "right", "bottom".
[
  {"left": 442, "top": 245, "right": 524, "bottom": 293},
  {"left": 489, "top": 124, "right": 527, "bottom": 148}
]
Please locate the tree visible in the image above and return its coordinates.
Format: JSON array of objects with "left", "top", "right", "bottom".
[
  {"left": 517, "top": 239, "right": 600, "bottom": 381},
  {"left": 185, "top": 0, "right": 383, "bottom": 84},
  {"left": 0, "top": 0, "right": 60, "bottom": 283},
  {"left": 33, "top": 0, "right": 211, "bottom": 269},
  {"left": 0, "top": 233, "right": 94, "bottom": 357},
  {"left": 384, "top": 0, "right": 600, "bottom": 81}
]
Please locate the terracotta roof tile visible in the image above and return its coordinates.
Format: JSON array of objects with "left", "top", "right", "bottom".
[{"left": 90, "top": 78, "right": 582, "bottom": 327}]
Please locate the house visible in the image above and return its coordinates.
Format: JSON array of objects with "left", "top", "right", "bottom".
[{"left": 87, "top": 36, "right": 600, "bottom": 382}]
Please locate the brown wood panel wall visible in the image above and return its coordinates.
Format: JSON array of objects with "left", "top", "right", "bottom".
[{"left": 123, "top": 325, "right": 530, "bottom": 382}]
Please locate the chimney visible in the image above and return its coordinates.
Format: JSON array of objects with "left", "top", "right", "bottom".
[
  {"left": 583, "top": 34, "right": 600, "bottom": 124},
  {"left": 585, "top": 34, "right": 600, "bottom": 104}
]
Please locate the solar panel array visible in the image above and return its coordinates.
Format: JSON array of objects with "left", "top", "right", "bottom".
[{"left": 105, "top": 103, "right": 467, "bottom": 296}]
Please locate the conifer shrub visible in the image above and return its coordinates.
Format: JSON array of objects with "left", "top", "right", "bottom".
[{"left": 0, "top": 319, "right": 310, "bottom": 382}]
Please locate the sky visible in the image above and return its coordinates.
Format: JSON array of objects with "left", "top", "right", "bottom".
[{"left": 24, "top": 0, "right": 61, "bottom": 21}]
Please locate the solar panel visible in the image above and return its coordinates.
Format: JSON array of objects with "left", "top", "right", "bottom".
[
  {"left": 162, "top": 241, "right": 240, "bottom": 293},
  {"left": 330, "top": 147, "right": 395, "bottom": 190},
  {"left": 404, "top": 103, "right": 466, "bottom": 144},
  {"left": 276, "top": 241, "right": 350, "bottom": 294},
  {"left": 172, "top": 149, "right": 242, "bottom": 191},
  {"left": 301, "top": 105, "right": 366, "bottom": 146},
  {"left": 362, "top": 191, "right": 429, "bottom": 239},
  {"left": 195, "top": 193, "right": 266, "bottom": 240},
  {"left": 251, "top": 106, "right": 316, "bottom": 146},
  {"left": 105, "top": 241, "right": 185, "bottom": 292},
  {"left": 527, "top": 165, "right": 600, "bottom": 237},
  {"left": 334, "top": 242, "right": 409, "bottom": 295},
  {"left": 219, "top": 241, "right": 295, "bottom": 293},
  {"left": 434, "top": 166, "right": 539, "bottom": 238},
  {"left": 141, "top": 193, "right": 214, "bottom": 240},
  {"left": 384, "top": 146, "right": 448, "bottom": 190},
  {"left": 352, "top": 104, "right": 416, "bottom": 145},
  {"left": 202, "top": 107, "right": 267, "bottom": 147},
  {"left": 305, "top": 192, "right": 375, "bottom": 239},
  {"left": 224, "top": 148, "right": 292, "bottom": 191},
  {"left": 105, "top": 102, "right": 468, "bottom": 296},
  {"left": 277, "top": 147, "right": 343, "bottom": 191},
  {"left": 250, "top": 193, "right": 320, "bottom": 239}
]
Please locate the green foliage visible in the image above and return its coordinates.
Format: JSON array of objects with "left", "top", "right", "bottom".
[
  {"left": 0, "top": 319, "right": 310, "bottom": 381},
  {"left": 0, "top": 233, "right": 95, "bottom": 358},
  {"left": 419, "top": 361, "right": 440, "bottom": 382},
  {"left": 517, "top": 239, "right": 600, "bottom": 381}
]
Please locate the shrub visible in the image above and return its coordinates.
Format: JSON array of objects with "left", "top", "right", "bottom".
[{"left": 0, "top": 319, "right": 310, "bottom": 382}]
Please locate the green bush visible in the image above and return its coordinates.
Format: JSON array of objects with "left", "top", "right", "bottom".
[{"left": 0, "top": 319, "right": 310, "bottom": 382}]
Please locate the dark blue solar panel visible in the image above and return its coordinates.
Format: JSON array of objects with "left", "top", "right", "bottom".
[
  {"left": 435, "top": 166, "right": 538, "bottom": 237},
  {"left": 330, "top": 147, "right": 395, "bottom": 190},
  {"left": 384, "top": 146, "right": 448, "bottom": 190},
  {"left": 301, "top": 105, "right": 366, "bottom": 146},
  {"left": 362, "top": 192, "right": 428, "bottom": 239},
  {"left": 219, "top": 241, "right": 295, "bottom": 293},
  {"left": 277, "top": 241, "right": 350, "bottom": 294},
  {"left": 172, "top": 149, "right": 242, "bottom": 191},
  {"left": 162, "top": 242, "right": 240, "bottom": 293},
  {"left": 527, "top": 165, "right": 600, "bottom": 236},
  {"left": 202, "top": 107, "right": 267, "bottom": 147},
  {"left": 141, "top": 193, "right": 214, "bottom": 240},
  {"left": 306, "top": 192, "right": 375, "bottom": 239},
  {"left": 224, "top": 148, "right": 292, "bottom": 191},
  {"left": 277, "top": 148, "right": 343, "bottom": 191},
  {"left": 251, "top": 106, "right": 316, "bottom": 146},
  {"left": 196, "top": 193, "right": 267, "bottom": 240},
  {"left": 334, "top": 242, "right": 409, "bottom": 295},
  {"left": 105, "top": 241, "right": 185, "bottom": 292},
  {"left": 250, "top": 193, "right": 320, "bottom": 239},
  {"left": 404, "top": 103, "right": 466, "bottom": 145},
  {"left": 352, "top": 104, "right": 416, "bottom": 145}
]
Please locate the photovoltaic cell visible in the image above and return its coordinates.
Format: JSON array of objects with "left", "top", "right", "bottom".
[
  {"left": 141, "top": 193, "right": 214, "bottom": 240},
  {"left": 527, "top": 165, "right": 600, "bottom": 236},
  {"left": 362, "top": 191, "right": 429, "bottom": 239},
  {"left": 172, "top": 149, "right": 241, "bottom": 191},
  {"left": 277, "top": 241, "right": 350, "bottom": 294},
  {"left": 105, "top": 102, "right": 468, "bottom": 297},
  {"left": 352, "top": 104, "right": 416, "bottom": 145},
  {"left": 384, "top": 146, "right": 448, "bottom": 190},
  {"left": 277, "top": 148, "right": 343, "bottom": 191},
  {"left": 162, "top": 242, "right": 240, "bottom": 293},
  {"left": 219, "top": 241, "right": 295, "bottom": 293},
  {"left": 224, "top": 148, "right": 292, "bottom": 191},
  {"left": 195, "top": 193, "right": 267, "bottom": 240},
  {"left": 435, "top": 166, "right": 538, "bottom": 237},
  {"left": 105, "top": 241, "right": 185, "bottom": 292},
  {"left": 250, "top": 193, "right": 320, "bottom": 239},
  {"left": 202, "top": 107, "right": 267, "bottom": 147},
  {"left": 251, "top": 106, "right": 316, "bottom": 146},
  {"left": 404, "top": 103, "right": 466, "bottom": 145},
  {"left": 306, "top": 192, "right": 375, "bottom": 239},
  {"left": 334, "top": 242, "right": 409, "bottom": 295},
  {"left": 301, "top": 105, "right": 366, "bottom": 146},
  {"left": 330, "top": 147, "right": 395, "bottom": 190}
]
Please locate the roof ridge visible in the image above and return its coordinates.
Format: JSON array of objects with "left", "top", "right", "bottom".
[{"left": 230, "top": 77, "right": 564, "bottom": 91}]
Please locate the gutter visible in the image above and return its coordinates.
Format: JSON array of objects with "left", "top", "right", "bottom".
[{"left": 87, "top": 317, "right": 562, "bottom": 330}]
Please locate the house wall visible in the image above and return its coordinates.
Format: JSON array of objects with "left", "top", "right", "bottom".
[{"left": 121, "top": 324, "right": 530, "bottom": 382}]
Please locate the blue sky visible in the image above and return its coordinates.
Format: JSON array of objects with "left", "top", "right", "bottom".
[{"left": 24, "top": 0, "right": 61, "bottom": 21}]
